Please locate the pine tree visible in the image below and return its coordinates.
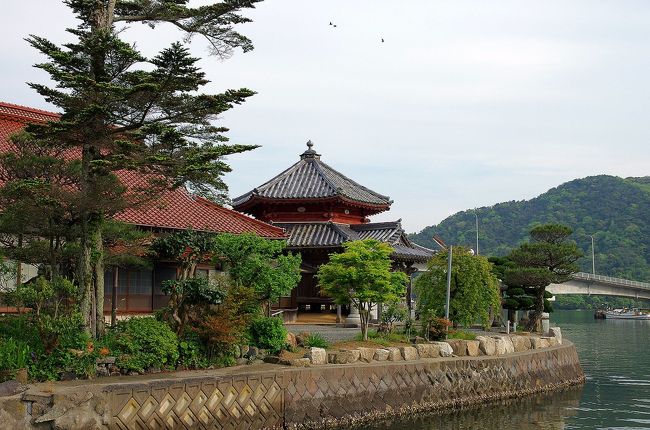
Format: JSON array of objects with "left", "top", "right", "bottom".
[
  {"left": 505, "top": 224, "right": 582, "bottom": 331},
  {"left": 21, "top": 0, "right": 262, "bottom": 336}
]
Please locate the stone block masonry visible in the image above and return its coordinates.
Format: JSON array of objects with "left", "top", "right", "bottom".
[{"left": 1, "top": 342, "right": 584, "bottom": 429}]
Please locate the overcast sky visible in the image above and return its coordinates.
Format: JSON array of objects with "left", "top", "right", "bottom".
[{"left": 2, "top": 1, "right": 649, "bottom": 232}]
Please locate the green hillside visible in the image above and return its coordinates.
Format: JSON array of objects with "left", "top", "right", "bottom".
[{"left": 409, "top": 175, "right": 650, "bottom": 282}]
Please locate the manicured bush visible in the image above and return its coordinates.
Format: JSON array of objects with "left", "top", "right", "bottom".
[
  {"left": 248, "top": 317, "right": 287, "bottom": 354},
  {"left": 304, "top": 333, "right": 329, "bottom": 349},
  {"left": 423, "top": 317, "right": 452, "bottom": 341},
  {"left": 199, "top": 285, "right": 260, "bottom": 358},
  {"left": 160, "top": 277, "right": 226, "bottom": 335},
  {"left": 103, "top": 317, "right": 179, "bottom": 373}
]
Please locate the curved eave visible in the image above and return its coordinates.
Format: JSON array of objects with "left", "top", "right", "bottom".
[
  {"left": 233, "top": 195, "right": 392, "bottom": 215},
  {"left": 390, "top": 252, "right": 431, "bottom": 263}
]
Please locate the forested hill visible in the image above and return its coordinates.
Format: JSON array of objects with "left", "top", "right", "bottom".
[{"left": 409, "top": 175, "right": 650, "bottom": 282}]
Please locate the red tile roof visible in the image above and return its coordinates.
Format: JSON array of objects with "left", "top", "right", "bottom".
[{"left": 0, "top": 102, "right": 285, "bottom": 239}]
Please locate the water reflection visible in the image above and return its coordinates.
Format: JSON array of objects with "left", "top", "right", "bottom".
[{"left": 370, "top": 388, "right": 583, "bottom": 430}]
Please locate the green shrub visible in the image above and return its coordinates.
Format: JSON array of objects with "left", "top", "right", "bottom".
[
  {"left": 103, "top": 317, "right": 179, "bottom": 373},
  {"left": 28, "top": 313, "right": 94, "bottom": 381},
  {"left": 0, "top": 313, "right": 93, "bottom": 381},
  {"left": 248, "top": 317, "right": 287, "bottom": 354},
  {"left": 0, "top": 315, "right": 39, "bottom": 345},
  {"left": 304, "top": 333, "right": 329, "bottom": 349},
  {"left": 5, "top": 277, "right": 76, "bottom": 317},
  {"left": 37, "top": 313, "right": 89, "bottom": 353},
  {"left": 29, "top": 348, "right": 97, "bottom": 381},
  {"left": 423, "top": 317, "right": 452, "bottom": 341},
  {"left": 177, "top": 331, "right": 209, "bottom": 369},
  {"left": 380, "top": 303, "right": 408, "bottom": 333},
  {"left": 0, "top": 338, "right": 30, "bottom": 371}
]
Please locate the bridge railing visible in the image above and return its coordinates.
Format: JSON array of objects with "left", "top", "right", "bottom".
[{"left": 573, "top": 272, "right": 650, "bottom": 290}]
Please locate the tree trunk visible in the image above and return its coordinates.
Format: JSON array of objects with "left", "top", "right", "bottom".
[
  {"left": 76, "top": 0, "right": 113, "bottom": 336},
  {"left": 525, "top": 287, "right": 545, "bottom": 332},
  {"left": 111, "top": 267, "right": 118, "bottom": 327},
  {"left": 78, "top": 213, "right": 94, "bottom": 335},
  {"left": 93, "top": 228, "right": 105, "bottom": 336},
  {"left": 360, "top": 304, "right": 369, "bottom": 341}
]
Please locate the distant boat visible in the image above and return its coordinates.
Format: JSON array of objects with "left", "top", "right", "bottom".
[{"left": 605, "top": 308, "right": 650, "bottom": 320}]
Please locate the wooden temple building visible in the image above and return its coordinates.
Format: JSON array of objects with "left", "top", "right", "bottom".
[
  {"left": 233, "top": 141, "right": 434, "bottom": 316},
  {"left": 0, "top": 101, "right": 433, "bottom": 320}
]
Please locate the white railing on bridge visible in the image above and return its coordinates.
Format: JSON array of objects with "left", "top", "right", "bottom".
[{"left": 573, "top": 272, "right": 650, "bottom": 290}]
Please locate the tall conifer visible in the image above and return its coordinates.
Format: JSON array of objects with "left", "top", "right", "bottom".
[{"left": 19, "top": 0, "right": 262, "bottom": 336}]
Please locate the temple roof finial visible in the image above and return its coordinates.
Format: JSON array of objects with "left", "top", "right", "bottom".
[{"left": 300, "top": 140, "right": 320, "bottom": 160}]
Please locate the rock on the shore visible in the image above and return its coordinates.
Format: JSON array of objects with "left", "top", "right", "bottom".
[
  {"left": 415, "top": 343, "right": 437, "bottom": 358},
  {"left": 374, "top": 349, "right": 390, "bottom": 361},
  {"left": 549, "top": 327, "right": 563, "bottom": 344},
  {"left": 358, "top": 347, "right": 375, "bottom": 363},
  {"left": 328, "top": 349, "right": 361, "bottom": 364},
  {"left": 431, "top": 341, "right": 453, "bottom": 357},
  {"left": 446, "top": 339, "right": 467, "bottom": 356},
  {"left": 492, "top": 336, "right": 514, "bottom": 354},
  {"left": 476, "top": 336, "right": 496, "bottom": 356},
  {"left": 244, "top": 346, "right": 259, "bottom": 359},
  {"left": 387, "top": 347, "right": 403, "bottom": 361},
  {"left": 466, "top": 340, "right": 480, "bottom": 357},
  {"left": 286, "top": 332, "right": 298, "bottom": 349},
  {"left": 530, "top": 337, "right": 550, "bottom": 349},
  {"left": 400, "top": 346, "right": 418, "bottom": 361},
  {"left": 306, "top": 347, "right": 327, "bottom": 365},
  {"left": 289, "top": 358, "right": 311, "bottom": 367},
  {"left": 0, "top": 381, "right": 26, "bottom": 398},
  {"left": 511, "top": 335, "right": 531, "bottom": 352}
]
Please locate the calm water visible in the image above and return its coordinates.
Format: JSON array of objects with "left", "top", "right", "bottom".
[{"left": 369, "top": 310, "right": 650, "bottom": 430}]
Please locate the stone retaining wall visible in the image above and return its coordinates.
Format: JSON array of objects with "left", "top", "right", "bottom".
[{"left": 1, "top": 341, "right": 584, "bottom": 429}]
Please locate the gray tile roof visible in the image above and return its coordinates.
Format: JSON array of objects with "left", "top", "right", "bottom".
[
  {"left": 232, "top": 142, "right": 392, "bottom": 208},
  {"left": 274, "top": 220, "right": 435, "bottom": 262}
]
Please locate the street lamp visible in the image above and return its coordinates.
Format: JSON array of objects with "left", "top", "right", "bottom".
[
  {"left": 445, "top": 245, "right": 453, "bottom": 320},
  {"left": 474, "top": 209, "right": 479, "bottom": 256}
]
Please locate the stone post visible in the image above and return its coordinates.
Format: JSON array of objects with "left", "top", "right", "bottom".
[
  {"left": 369, "top": 304, "right": 379, "bottom": 324},
  {"left": 542, "top": 312, "right": 550, "bottom": 334},
  {"left": 346, "top": 304, "right": 361, "bottom": 326}
]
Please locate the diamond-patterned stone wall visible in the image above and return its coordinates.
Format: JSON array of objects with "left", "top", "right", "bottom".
[
  {"left": 105, "top": 374, "right": 285, "bottom": 430},
  {"left": 86, "top": 343, "right": 581, "bottom": 429},
  {"left": 283, "top": 342, "right": 584, "bottom": 428}
]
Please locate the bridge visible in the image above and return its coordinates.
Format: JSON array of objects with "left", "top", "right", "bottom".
[{"left": 547, "top": 272, "right": 650, "bottom": 300}]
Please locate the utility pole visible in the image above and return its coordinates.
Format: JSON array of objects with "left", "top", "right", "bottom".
[{"left": 445, "top": 245, "right": 453, "bottom": 320}]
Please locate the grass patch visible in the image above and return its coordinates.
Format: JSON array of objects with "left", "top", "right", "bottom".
[
  {"left": 447, "top": 330, "right": 477, "bottom": 340},
  {"left": 352, "top": 330, "right": 410, "bottom": 347},
  {"left": 303, "top": 333, "right": 329, "bottom": 349}
]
